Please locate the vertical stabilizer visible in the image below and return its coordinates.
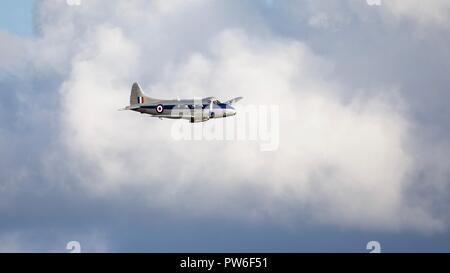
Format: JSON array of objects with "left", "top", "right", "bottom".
[{"left": 130, "top": 82, "right": 160, "bottom": 105}]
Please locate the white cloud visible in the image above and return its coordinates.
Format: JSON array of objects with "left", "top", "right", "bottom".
[
  {"left": 1, "top": 1, "right": 449, "bottom": 245},
  {"left": 54, "top": 9, "right": 443, "bottom": 231}
]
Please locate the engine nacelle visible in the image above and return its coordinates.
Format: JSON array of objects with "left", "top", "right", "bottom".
[{"left": 190, "top": 112, "right": 210, "bottom": 123}]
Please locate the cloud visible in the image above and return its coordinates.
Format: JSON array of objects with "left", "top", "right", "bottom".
[
  {"left": 57, "top": 16, "right": 444, "bottom": 231},
  {"left": 0, "top": 31, "right": 30, "bottom": 74},
  {"left": 1, "top": 0, "right": 450, "bottom": 252},
  {"left": 385, "top": 0, "right": 450, "bottom": 26},
  {"left": 279, "top": 0, "right": 450, "bottom": 31}
]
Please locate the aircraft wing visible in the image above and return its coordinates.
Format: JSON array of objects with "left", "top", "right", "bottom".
[{"left": 225, "top": 97, "right": 243, "bottom": 105}]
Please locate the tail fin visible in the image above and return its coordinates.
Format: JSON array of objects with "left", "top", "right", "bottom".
[{"left": 130, "top": 82, "right": 160, "bottom": 105}]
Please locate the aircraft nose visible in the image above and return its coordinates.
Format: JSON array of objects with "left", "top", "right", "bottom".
[{"left": 226, "top": 108, "right": 236, "bottom": 117}]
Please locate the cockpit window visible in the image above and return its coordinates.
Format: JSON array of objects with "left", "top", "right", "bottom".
[{"left": 205, "top": 97, "right": 221, "bottom": 104}]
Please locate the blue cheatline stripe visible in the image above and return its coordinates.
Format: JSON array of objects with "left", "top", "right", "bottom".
[
  {"left": 139, "top": 104, "right": 234, "bottom": 110},
  {"left": 140, "top": 105, "right": 176, "bottom": 110}
]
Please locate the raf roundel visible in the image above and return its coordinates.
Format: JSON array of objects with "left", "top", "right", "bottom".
[{"left": 156, "top": 104, "right": 164, "bottom": 114}]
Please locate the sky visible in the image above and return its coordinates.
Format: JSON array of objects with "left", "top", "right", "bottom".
[
  {"left": 0, "top": 0, "right": 34, "bottom": 37},
  {"left": 0, "top": 0, "right": 450, "bottom": 252}
]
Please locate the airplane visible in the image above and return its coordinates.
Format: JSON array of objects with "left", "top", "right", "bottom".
[{"left": 120, "top": 83, "right": 243, "bottom": 123}]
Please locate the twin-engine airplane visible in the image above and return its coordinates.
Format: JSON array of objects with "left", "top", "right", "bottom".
[{"left": 120, "top": 83, "right": 243, "bottom": 123}]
